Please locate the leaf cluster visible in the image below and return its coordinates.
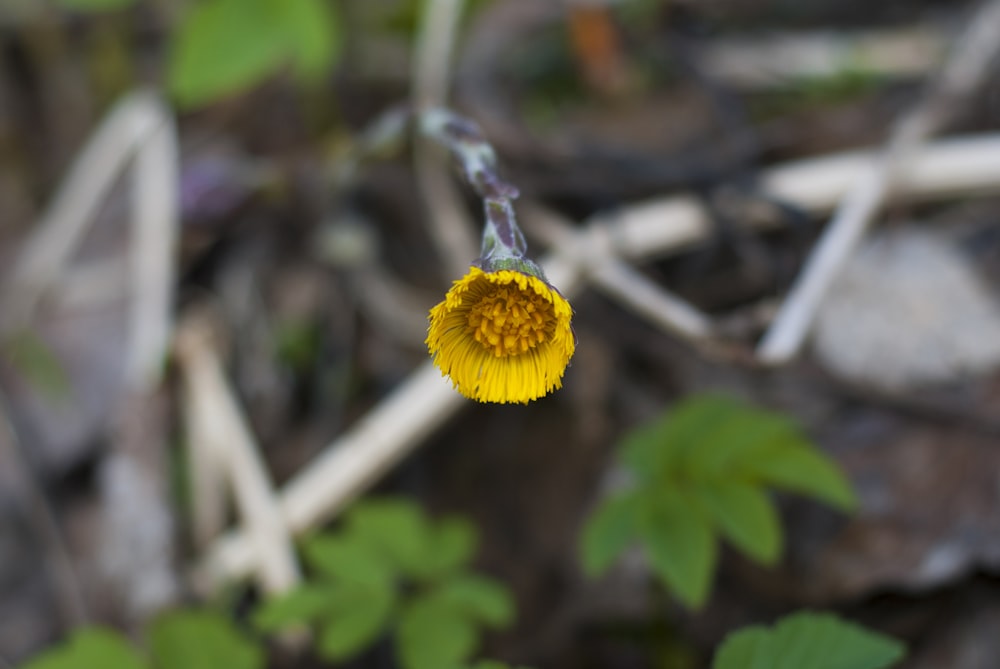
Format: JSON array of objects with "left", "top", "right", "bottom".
[
  {"left": 254, "top": 498, "right": 516, "bottom": 669},
  {"left": 581, "top": 394, "right": 857, "bottom": 608},
  {"left": 713, "top": 611, "right": 906, "bottom": 669},
  {"left": 20, "top": 611, "right": 262, "bottom": 669},
  {"left": 55, "top": 0, "right": 340, "bottom": 109}
]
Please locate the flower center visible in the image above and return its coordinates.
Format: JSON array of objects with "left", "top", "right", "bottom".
[{"left": 467, "top": 286, "right": 554, "bottom": 357}]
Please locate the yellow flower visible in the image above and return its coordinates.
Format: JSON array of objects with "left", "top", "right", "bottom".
[{"left": 427, "top": 266, "right": 575, "bottom": 404}]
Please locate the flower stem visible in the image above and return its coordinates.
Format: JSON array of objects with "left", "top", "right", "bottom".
[{"left": 417, "top": 108, "right": 533, "bottom": 267}]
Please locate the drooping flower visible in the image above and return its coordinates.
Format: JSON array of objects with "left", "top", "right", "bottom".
[
  {"left": 419, "top": 108, "right": 574, "bottom": 403},
  {"left": 427, "top": 264, "right": 574, "bottom": 404}
]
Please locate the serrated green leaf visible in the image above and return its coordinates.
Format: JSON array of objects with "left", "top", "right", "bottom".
[
  {"left": 579, "top": 492, "right": 640, "bottom": 577},
  {"left": 278, "top": 0, "right": 340, "bottom": 78},
  {"left": 744, "top": 446, "right": 857, "bottom": 511},
  {"left": 636, "top": 489, "right": 716, "bottom": 609},
  {"left": 252, "top": 585, "right": 336, "bottom": 632},
  {"left": 20, "top": 628, "right": 147, "bottom": 669},
  {"left": 301, "top": 534, "right": 392, "bottom": 586},
  {"left": 346, "top": 499, "right": 435, "bottom": 577},
  {"left": 148, "top": 610, "right": 263, "bottom": 669},
  {"left": 713, "top": 611, "right": 906, "bottom": 669},
  {"left": 168, "top": 0, "right": 288, "bottom": 108},
  {"left": 425, "top": 517, "right": 478, "bottom": 576},
  {"left": 433, "top": 573, "right": 515, "bottom": 628},
  {"left": 696, "top": 482, "right": 782, "bottom": 565},
  {"left": 55, "top": 0, "right": 135, "bottom": 12},
  {"left": 315, "top": 584, "right": 395, "bottom": 661},
  {"left": 396, "top": 597, "right": 478, "bottom": 669}
]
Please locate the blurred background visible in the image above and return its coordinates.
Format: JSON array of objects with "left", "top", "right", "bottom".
[{"left": 2, "top": 0, "right": 1000, "bottom": 667}]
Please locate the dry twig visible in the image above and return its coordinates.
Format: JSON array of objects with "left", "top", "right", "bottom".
[
  {"left": 0, "top": 90, "right": 182, "bottom": 621},
  {"left": 757, "top": 0, "right": 1000, "bottom": 364},
  {"left": 176, "top": 312, "right": 301, "bottom": 596},
  {"left": 1, "top": 91, "right": 172, "bottom": 328},
  {"left": 412, "top": 0, "right": 479, "bottom": 277},
  {"left": 522, "top": 203, "right": 715, "bottom": 343}
]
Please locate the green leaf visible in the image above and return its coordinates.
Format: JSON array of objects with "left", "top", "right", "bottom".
[
  {"left": 622, "top": 395, "right": 759, "bottom": 481},
  {"left": 168, "top": 0, "right": 288, "bottom": 108},
  {"left": 695, "top": 482, "right": 782, "bottom": 565},
  {"left": 278, "top": 0, "right": 340, "bottom": 78},
  {"left": 713, "top": 611, "right": 906, "bottom": 669},
  {"left": 685, "top": 404, "right": 804, "bottom": 478},
  {"left": 433, "top": 573, "right": 515, "bottom": 628},
  {"left": 396, "top": 597, "right": 478, "bottom": 669},
  {"left": 346, "top": 499, "right": 434, "bottom": 577},
  {"left": 636, "top": 489, "right": 716, "bottom": 609},
  {"left": 55, "top": 0, "right": 135, "bottom": 12},
  {"left": 425, "top": 517, "right": 479, "bottom": 576},
  {"left": 301, "top": 534, "right": 392, "bottom": 586},
  {"left": 579, "top": 492, "right": 640, "bottom": 577},
  {"left": 315, "top": 584, "right": 396, "bottom": 661},
  {"left": 252, "top": 585, "right": 337, "bottom": 632},
  {"left": 744, "top": 447, "right": 857, "bottom": 511},
  {"left": 20, "top": 628, "right": 147, "bottom": 669},
  {"left": 148, "top": 610, "right": 263, "bottom": 669},
  {"left": 713, "top": 626, "right": 771, "bottom": 669}
]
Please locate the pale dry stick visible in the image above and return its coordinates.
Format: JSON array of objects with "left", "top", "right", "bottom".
[
  {"left": 76, "top": 92, "right": 180, "bottom": 620},
  {"left": 180, "top": 341, "right": 229, "bottom": 550},
  {"left": 185, "top": 401, "right": 229, "bottom": 551},
  {"left": 412, "top": 0, "right": 465, "bottom": 109},
  {"left": 0, "top": 91, "right": 169, "bottom": 327},
  {"left": 600, "top": 135, "right": 1000, "bottom": 262},
  {"left": 757, "top": 0, "right": 1000, "bottom": 364},
  {"left": 0, "top": 90, "right": 181, "bottom": 622},
  {"left": 521, "top": 202, "right": 714, "bottom": 342},
  {"left": 197, "top": 133, "right": 1000, "bottom": 586},
  {"left": 412, "top": 0, "right": 479, "bottom": 278},
  {"left": 698, "top": 23, "right": 949, "bottom": 88},
  {"left": 176, "top": 313, "right": 301, "bottom": 596},
  {"left": 126, "top": 93, "right": 178, "bottom": 389}
]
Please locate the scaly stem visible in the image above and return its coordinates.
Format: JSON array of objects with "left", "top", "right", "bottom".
[{"left": 417, "top": 109, "right": 538, "bottom": 271}]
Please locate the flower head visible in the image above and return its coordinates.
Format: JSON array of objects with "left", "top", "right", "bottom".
[{"left": 427, "top": 266, "right": 575, "bottom": 404}]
